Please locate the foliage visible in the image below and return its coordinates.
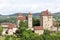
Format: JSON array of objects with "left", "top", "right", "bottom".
[
  {"left": 44, "top": 30, "right": 51, "bottom": 35},
  {"left": 0, "top": 16, "right": 16, "bottom": 23},
  {"left": 33, "top": 18, "right": 40, "bottom": 26},
  {"left": 0, "top": 26, "right": 3, "bottom": 34},
  {"left": 3, "top": 18, "right": 60, "bottom": 40}
]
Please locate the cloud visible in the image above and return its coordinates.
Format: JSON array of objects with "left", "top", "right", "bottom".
[{"left": 0, "top": 0, "right": 60, "bottom": 15}]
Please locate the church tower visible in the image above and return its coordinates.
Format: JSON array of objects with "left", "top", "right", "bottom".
[
  {"left": 27, "top": 12, "right": 33, "bottom": 30},
  {"left": 40, "top": 10, "right": 53, "bottom": 30}
]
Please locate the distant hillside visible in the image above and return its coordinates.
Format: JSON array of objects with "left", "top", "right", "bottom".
[
  {"left": 7, "top": 12, "right": 60, "bottom": 18},
  {"left": 53, "top": 12, "right": 60, "bottom": 18},
  {"left": 8, "top": 13, "right": 41, "bottom": 18},
  {"left": 8, "top": 13, "right": 27, "bottom": 16},
  {"left": 0, "top": 12, "right": 60, "bottom": 18},
  {"left": 0, "top": 14, "right": 2, "bottom": 16},
  {"left": 0, "top": 12, "right": 60, "bottom": 23}
]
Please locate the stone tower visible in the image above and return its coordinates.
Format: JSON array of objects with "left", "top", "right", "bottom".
[
  {"left": 27, "top": 12, "right": 33, "bottom": 30},
  {"left": 17, "top": 13, "right": 26, "bottom": 27},
  {"left": 40, "top": 10, "right": 53, "bottom": 30},
  {"left": 17, "top": 13, "right": 22, "bottom": 27}
]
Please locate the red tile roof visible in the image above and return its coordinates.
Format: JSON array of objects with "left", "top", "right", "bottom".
[
  {"left": 1, "top": 22, "right": 9, "bottom": 25},
  {"left": 17, "top": 13, "right": 26, "bottom": 20},
  {"left": 8, "top": 24, "right": 16, "bottom": 29},
  {"left": 17, "top": 16, "right": 26, "bottom": 20},
  {"left": 34, "top": 26, "right": 43, "bottom": 30},
  {"left": 41, "top": 9, "right": 52, "bottom": 16},
  {"left": 18, "top": 13, "right": 22, "bottom": 16}
]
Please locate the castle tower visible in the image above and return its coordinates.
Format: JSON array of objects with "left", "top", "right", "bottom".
[
  {"left": 27, "top": 12, "right": 33, "bottom": 30},
  {"left": 17, "top": 13, "right": 22, "bottom": 27},
  {"left": 17, "top": 13, "right": 26, "bottom": 27},
  {"left": 40, "top": 10, "right": 53, "bottom": 30}
]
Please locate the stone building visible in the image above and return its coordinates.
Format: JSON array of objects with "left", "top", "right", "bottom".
[
  {"left": 27, "top": 12, "right": 33, "bottom": 30},
  {"left": 2, "top": 23, "right": 18, "bottom": 35},
  {"left": 34, "top": 26, "right": 44, "bottom": 35},
  {"left": 6, "top": 23, "right": 18, "bottom": 35},
  {"left": 17, "top": 10, "right": 54, "bottom": 35},
  {"left": 17, "top": 13, "right": 33, "bottom": 30},
  {"left": 17, "top": 13, "right": 26, "bottom": 27},
  {"left": 34, "top": 10, "right": 53, "bottom": 34},
  {"left": 40, "top": 10, "right": 53, "bottom": 30}
]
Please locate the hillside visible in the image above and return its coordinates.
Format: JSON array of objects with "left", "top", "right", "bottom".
[
  {"left": 7, "top": 13, "right": 40, "bottom": 17},
  {"left": 53, "top": 12, "right": 60, "bottom": 18},
  {"left": 0, "top": 12, "right": 60, "bottom": 19},
  {"left": 6, "top": 12, "right": 60, "bottom": 18},
  {"left": 0, "top": 12, "right": 60, "bottom": 23}
]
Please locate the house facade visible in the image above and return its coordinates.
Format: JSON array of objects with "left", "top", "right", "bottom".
[
  {"left": 27, "top": 12, "right": 33, "bottom": 30},
  {"left": 34, "top": 26, "right": 44, "bottom": 35},
  {"left": 2, "top": 23, "right": 18, "bottom": 35}
]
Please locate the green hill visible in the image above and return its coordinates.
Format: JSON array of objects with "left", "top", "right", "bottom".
[
  {"left": 53, "top": 12, "right": 60, "bottom": 18},
  {"left": 0, "top": 12, "right": 60, "bottom": 23},
  {"left": 6, "top": 12, "right": 60, "bottom": 18},
  {"left": 0, "top": 12, "right": 60, "bottom": 18}
]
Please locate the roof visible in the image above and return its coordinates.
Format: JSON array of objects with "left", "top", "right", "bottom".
[
  {"left": 1, "top": 22, "right": 9, "bottom": 25},
  {"left": 17, "top": 16, "right": 26, "bottom": 20},
  {"left": 17, "top": 13, "right": 26, "bottom": 20},
  {"left": 34, "top": 26, "right": 43, "bottom": 30},
  {"left": 8, "top": 24, "right": 16, "bottom": 29},
  {"left": 41, "top": 9, "right": 52, "bottom": 16},
  {"left": 18, "top": 13, "right": 22, "bottom": 16},
  {"left": 27, "top": 12, "right": 32, "bottom": 15}
]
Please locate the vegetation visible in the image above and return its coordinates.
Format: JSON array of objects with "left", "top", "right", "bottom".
[
  {"left": 0, "top": 13, "right": 60, "bottom": 40},
  {"left": 0, "top": 26, "right": 3, "bottom": 35},
  {"left": 3, "top": 20, "right": 60, "bottom": 40},
  {"left": 33, "top": 18, "right": 40, "bottom": 26},
  {"left": 0, "top": 16, "right": 17, "bottom": 23}
]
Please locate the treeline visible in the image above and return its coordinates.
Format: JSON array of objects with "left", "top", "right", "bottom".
[
  {"left": 0, "top": 16, "right": 17, "bottom": 23},
  {"left": 4, "top": 29, "right": 60, "bottom": 40}
]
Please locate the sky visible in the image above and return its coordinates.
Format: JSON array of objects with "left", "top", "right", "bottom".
[{"left": 0, "top": 0, "right": 60, "bottom": 15}]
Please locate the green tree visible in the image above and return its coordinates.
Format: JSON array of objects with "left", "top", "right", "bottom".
[
  {"left": 44, "top": 30, "right": 51, "bottom": 35},
  {"left": 55, "top": 17, "right": 60, "bottom": 31},
  {"left": 16, "top": 20, "right": 28, "bottom": 37},
  {"left": 33, "top": 18, "right": 40, "bottom": 26},
  {"left": 0, "top": 26, "right": 3, "bottom": 35}
]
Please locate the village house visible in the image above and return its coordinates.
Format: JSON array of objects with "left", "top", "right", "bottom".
[
  {"left": 34, "top": 26, "right": 44, "bottom": 35},
  {"left": 1, "top": 23, "right": 18, "bottom": 35},
  {"left": 1, "top": 22, "right": 10, "bottom": 35},
  {"left": 6, "top": 23, "right": 18, "bottom": 35},
  {"left": 1, "top": 22, "right": 9, "bottom": 27}
]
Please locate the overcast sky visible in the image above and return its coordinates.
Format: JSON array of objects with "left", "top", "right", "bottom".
[{"left": 0, "top": 0, "right": 60, "bottom": 15}]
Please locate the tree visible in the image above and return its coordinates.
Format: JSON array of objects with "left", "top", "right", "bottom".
[
  {"left": 55, "top": 17, "right": 60, "bottom": 31},
  {"left": 33, "top": 18, "right": 40, "bottom": 26},
  {"left": 0, "top": 26, "right": 3, "bottom": 35},
  {"left": 16, "top": 20, "right": 28, "bottom": 37},
  {"left": 44, "top": 30, "right": 50, "bottom": 35}
]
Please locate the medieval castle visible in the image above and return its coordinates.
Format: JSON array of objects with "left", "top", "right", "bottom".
[
  {"left": 2, "top": 9, "right": 58, "bottom": 35},
  {"left": 17, "top": 10, "right": 54, "bottom": 35}
]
